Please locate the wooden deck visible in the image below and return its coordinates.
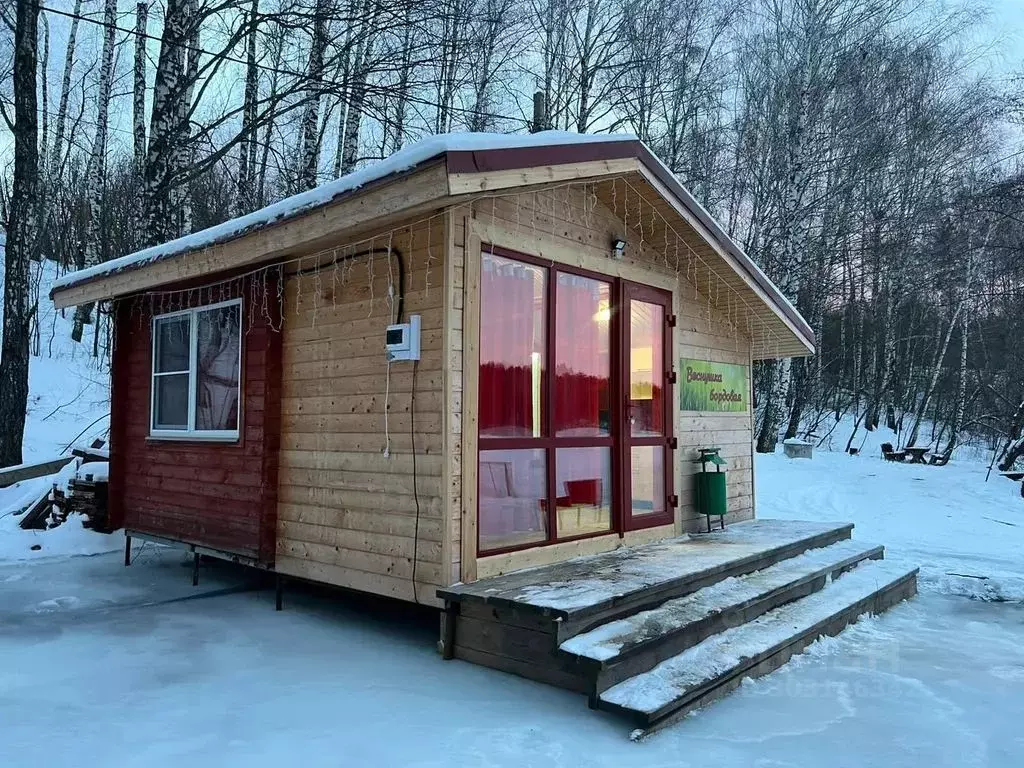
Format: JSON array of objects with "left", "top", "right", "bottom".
[{"left": 437, "top": 519, "right": 917, "bottom": 733}]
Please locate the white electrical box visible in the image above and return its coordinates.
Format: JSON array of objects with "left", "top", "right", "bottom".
[{"left": 385, "top": 314, "right": 421, "bottom": 361}]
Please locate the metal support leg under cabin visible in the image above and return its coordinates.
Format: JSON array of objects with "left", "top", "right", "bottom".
[
  {"left": 192, "top": 553, "right": 200, "bottom": 586},
  {"left": 275, "top": 574, "right": 284, "bottom": 611},
  {"left": 441, "top": 602, "right": 458, "bottom": 660},
  {"left": 124, "top": 534, "right": 132, "bottom": 566}
]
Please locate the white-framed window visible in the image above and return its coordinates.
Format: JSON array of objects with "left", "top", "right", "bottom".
[{"left": 151, "top": 299, "right": 243, "bottom": 440}]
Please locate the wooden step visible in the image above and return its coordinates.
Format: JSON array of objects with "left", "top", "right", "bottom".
[
  {"left": 441, "top": 520, "right": 855, "bottom": 643},
  {"left": 598, "top": 558, "right": 918, "bottom": 737},
  {"left": 559, "top": 539, "right": 885, "bottom": 694}
]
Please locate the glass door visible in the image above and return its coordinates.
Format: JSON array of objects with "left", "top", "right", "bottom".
[{"left": 621, "top": 282, "right": 674, "bottom": 531}]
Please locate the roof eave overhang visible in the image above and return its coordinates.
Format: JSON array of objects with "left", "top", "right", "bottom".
[
  {"left": 50, "top": 158, "right": 452, "bottom": 309},
  {"left": 51, "top": 139, "right": 817, "bottom": 360}
]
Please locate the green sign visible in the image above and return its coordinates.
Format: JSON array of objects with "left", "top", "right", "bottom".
[{"left": 680, "top": 358, "right": 748, "bottom": 412}]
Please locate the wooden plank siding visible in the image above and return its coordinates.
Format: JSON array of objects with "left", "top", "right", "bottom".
[
  {"left": 109, "top": 274, "right": 283, "bottom": 562},
  {"left": 674, "top": 296, "right": 755, "bottom": 530},
  {"left": 450, "top": 183, "right": 755, "bottom": 580},
  {"left": 274, "top": 216, "right": 451, "bottom": 605}
]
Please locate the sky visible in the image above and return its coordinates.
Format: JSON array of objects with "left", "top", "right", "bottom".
[{"left": 988, "top": 0, "right": 1024, "bottom": 75}]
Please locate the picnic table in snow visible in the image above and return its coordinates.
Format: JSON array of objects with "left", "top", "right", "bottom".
[
  {"left": 904, "top": 447, "right": 929, "bottom": 465},
  {"left": 999, "top": 470, "right": 1024, "bottom": 497}
]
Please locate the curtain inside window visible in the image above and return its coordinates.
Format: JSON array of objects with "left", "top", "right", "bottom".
[
  {"left": 195, "top": 305, "right": 241, "bottom": 431},
  {"left": 479, "top": 254, "right": 544, "bottom": 437},
  {"left": 555, "top": 274, "right": 609, "bottom": 437}
]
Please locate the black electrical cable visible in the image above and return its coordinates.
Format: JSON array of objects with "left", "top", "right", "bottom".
[
  {"left": 294, "top": 242, "right": 417, "bottom": 598},
  {"left": 410, "top": 358, "right": 421, "bottom": 604}
]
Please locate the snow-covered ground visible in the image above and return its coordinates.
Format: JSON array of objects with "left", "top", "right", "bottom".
[
  {"left": 1, "top": 438, "right": 1022, "bottom": 766},
  {"left": 0, "top": 255, "right": 115, "bottom": 559},
  {"left": 761, "top": 426, "right": 1024, "bottom": 602},
  {"left": 1, "top": 304, "right": 1022, "bottom": 768},
  {"left": 0, "top": 255, "right": 111, "bottom": 462},
  {"left": 0, "top": 549, "right": 1021, "bottom": 767}
]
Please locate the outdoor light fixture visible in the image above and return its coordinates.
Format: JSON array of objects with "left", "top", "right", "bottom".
[{"left": 611, "top": 238, "right": 627, "bottom": 259}]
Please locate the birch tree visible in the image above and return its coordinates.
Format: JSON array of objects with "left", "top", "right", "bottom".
[
  {"left": 48, "top": 0, "right": 81, "bottom": 179},
  {"left": 133, "top": 2, "right": 148, "bottom": 170},
  {"left": 72, "top": 0, "right": 118, "bottom": 343},
  {"left": 298, "top": 0, "right": 330, "bottom": 189},
  {"left": 0, "top": 0, "right": 39, "bottom": 467}
]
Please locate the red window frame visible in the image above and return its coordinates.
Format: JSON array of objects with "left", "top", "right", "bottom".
[{"left": 477, "top": 245, "right": 674, "bottom": 557}]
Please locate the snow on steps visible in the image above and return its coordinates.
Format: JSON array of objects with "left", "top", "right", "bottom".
[
  {"left": 558, "top": 538, "right": 884, "bottom": 692},
  {"left": 597, "top": 557, "right": 919, "bottom": 738},
  {"left": 440, "top": 520, "right": 856, "bottom": 644},
  {"left": 439, "top": 520, "right": 918, "bottom": 736}
]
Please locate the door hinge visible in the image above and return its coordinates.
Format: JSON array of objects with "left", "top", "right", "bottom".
[
  {"left": 666, "top": 313, "right": 677, "bottom": 327},
  {"left": 667, "top": 371, "right": 677, "bottom": 384},
  {"left": 669, "top": 437, "right": 678, "bottom": 450},
  {"left": 668, "top": 494, "right": 679, "bottom": 508}
]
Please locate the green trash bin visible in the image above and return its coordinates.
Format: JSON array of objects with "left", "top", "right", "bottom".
[{"left": 694, "top": 448, "right": 728, "bottom": 532}]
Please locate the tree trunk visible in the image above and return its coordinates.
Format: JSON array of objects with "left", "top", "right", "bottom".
[
  {"left": 906, "top": 305, "right": 961, "bottom": 448},
  {"left": 48, "top": 0, "right": 81, "bottom": 179},
  {"left": 0, "top": 0, "right": 40, "bottom": 467},
  {"left": 142, "top": 0, "right": 189, "bottom": 245},
  {"left": 257, "top": 24, "right": 284, "bottom": 207},
  {"left": 133, "top": 2, "right": 149, "bottom": 171},
  {"left": 941, "top": 304, "right": 969, "bottom": 458},
  {"left": 997, "top": 403, "right": 1024, "bottom": 472},
  {"left": 756, "top": 358, "right": 789, "bottom": 453},
  {"left": 391, "top": 14, "right": 413, "bottom": 148},
  {"left": 236, "top": 0, "right": 259, "bottom": 213},
  {"left": 784, "top": 357, "right": 807, "bottom": 439},
  {"left": 176, "top": 13, "right": 200, "bottom": 235},
  {"left": 72, "top": 0, "right": 118, "bottom": 344},
  {"left": 339, "top": 3, "right": 377, "bottom": 175},
  {"left": 865, "top": 210, "right": 888, "bottom": 430},
  {"left": 298, "top": 0, "right": 328, "bottom": 190},
  {"left": 38, "top": 11, "right": 49, "bottom": 167}
]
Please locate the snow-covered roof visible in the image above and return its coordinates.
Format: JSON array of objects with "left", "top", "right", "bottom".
[
  {"left": 47, "top": 129, "right": 815, "bottom": 356},
  {"left": 51, "top": 132, "right": 637, "bottom": 294}
]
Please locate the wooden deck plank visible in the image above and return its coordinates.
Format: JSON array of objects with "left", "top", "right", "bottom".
[
  {"left": 437, "top": 520, "right": 854, "bottom": 631},
  {"left": 0, "top": 456, "right": 72, "bottom": 488}
]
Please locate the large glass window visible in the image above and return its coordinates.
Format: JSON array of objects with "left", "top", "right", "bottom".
[
  {"left": 629, "top": 446, "right": 666, "bottom": 518},
  {"left": 479, "top": 254, "right": 545, "bottom": 438},
  {"left": 555, "top": 273, "right": 611, "bottom": 437},
  {"left": 153, "top": 316, "right": 191, "bottom": 430},
  {"left": 629, "top": 301, "right": 665, "bottom": 437},
  {"left": 477, "top": 248, "right": 671, "bottom": 555},
  {"left": 556, "top": 446, "right": 612, "bottom": 538},
  {"left": 479, "top": 449, "right": 547, "bottom": 551},
  {"left": 151, "top": 300, "right": 242, "bottom": 439}
]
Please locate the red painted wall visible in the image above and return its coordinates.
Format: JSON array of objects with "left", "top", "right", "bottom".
[{"left": 108, "top": 276, "right": 283, "bottom": 563}]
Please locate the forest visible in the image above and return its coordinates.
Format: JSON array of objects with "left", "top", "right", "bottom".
[{"left": 1, "top": 0, "right": 1022, "bottom": 472}]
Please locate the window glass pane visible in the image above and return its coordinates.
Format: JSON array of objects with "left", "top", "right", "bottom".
[
  {"left": 153, "top": 373, "right": 189, "bottom": 430},
  {"left": 155, "top": 316, "right": 190, "bottom": 373},
  {"left": 196, "top": 304, "right": 241, "bottom": 432},
  {"left": 479, "top": 449, "right": 547, "bottom": 551},
  {"left": 630, "top": 446, "right": 665, "bottom": 517},
  {"left": 556, "top": 447, "right": 612, "bottom": 538},
  {"left": 629, "top": 300, "right": 665, "bottom": 437},
  {"left": 555, "top": 274, "right": 610, "bottom": 437},
  {"left": 479, "top": 253, "right": 545, "bottom": 438}
]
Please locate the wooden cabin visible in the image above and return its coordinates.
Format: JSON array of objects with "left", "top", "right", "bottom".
[{"left": 50, "top": 132, "right": 816, "bottom": 608}]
